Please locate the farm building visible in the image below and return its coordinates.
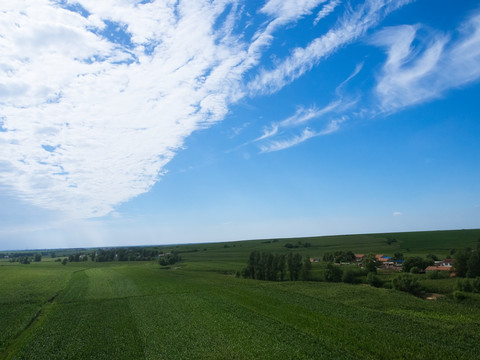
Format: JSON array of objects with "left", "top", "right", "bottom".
[
  {"left": 376, "top": 254, "right": 391, "bottom": 262},
  {"left": 442, "top": 258, "right": 453, "bottom": 267},
  {"left": 425, "top": 265, "right": 453, "bottom": 274}
]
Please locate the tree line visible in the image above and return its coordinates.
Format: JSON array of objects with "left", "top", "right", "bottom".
[
  {"left": 454, "top": 242, "right": 480, "bottom": 278},
  {"left": 60, "top": 248, "right": 166, "bottom": 264},
  {"left": 240, "top": 251, "right": 311, "bottom": 281},
  {"left": 8, "top": 253, "right": 42, "bottom": 264}
]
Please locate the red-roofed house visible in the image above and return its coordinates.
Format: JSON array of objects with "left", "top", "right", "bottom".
[
  {"left": 425, "top": 265, "right": 452, "bottom": 272},
  {"left": 376, "top": 254, "right": 391, "bottom": 262},
  {"left": 354, "top": 254, "right": 365, "bottom": 262}
]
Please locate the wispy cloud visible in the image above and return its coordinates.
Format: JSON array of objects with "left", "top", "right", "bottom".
[
  {"left": 248, "top": 0, "right": 412, "bottom": 95},
  {"left": 254, "top": 101, "right": 339, "bottom": 145},
  {"left": 372, "top": 10, "right": 480, "bottom": 112},
  {"left": 255, "top": 7, "right": 480, "bottom": 153},
  {"left": 255, "top": 124, "right": 280, "bottom": 142},
  {"left": 260, "top": 127, "right": 318, "bottom": 153},
  {"left": 240, "top": 0, "right": 327, "bottom": 75},
  {"left": 314, "top": 0, "right": 341, "bottom": 25},
  {"left": 335, "top": 62, "right": 363, "bottom": 95},
  {"left": 259, "top": 116, "right": 346, "bottom": 152},
  {"left": 253, "top": 62, "right": 360, "bottom": 151}
]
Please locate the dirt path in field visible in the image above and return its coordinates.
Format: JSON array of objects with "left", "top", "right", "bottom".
[{"left": 423, "top": 293, "right": 445, "bottom": 301}]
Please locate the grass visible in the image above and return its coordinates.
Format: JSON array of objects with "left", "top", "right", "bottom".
[{"left": 1, "top": 229, "right": 480, "bottom": 359}]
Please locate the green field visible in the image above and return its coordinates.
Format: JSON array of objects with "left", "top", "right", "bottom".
[{"left": 1, "top": 229, "right": 480, "bottom": 359}]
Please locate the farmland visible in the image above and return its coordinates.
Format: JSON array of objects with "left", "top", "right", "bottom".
[{"left": 1, "top": 229, "right": 480, "bottom": 359}]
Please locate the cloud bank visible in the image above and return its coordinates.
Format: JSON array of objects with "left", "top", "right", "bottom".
[
  {"left": 1, "top": 0, "right": 248, "bottom": 217},
  {"left": 1, "top": 0, "right": 479, "bottom": 219}
]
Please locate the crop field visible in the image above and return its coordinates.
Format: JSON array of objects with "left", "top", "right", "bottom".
[{"left": 1, "top": 229, "right": 480, "bottom": 359}]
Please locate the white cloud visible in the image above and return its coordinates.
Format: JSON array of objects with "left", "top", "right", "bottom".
[
  {"left": 256, "top": 124, "right": 280, "bottom": 142},
  {"left": 241, "top": 0, "right": 327, "bottom": 76},
  {"left": 252, "top": 62, "right": 360, "bottom": 151},
  {"left": 255, "top": 7, "right": 480, "bottom": 153},
  {"left": 260, "top": 0, "right": 326, "bottom": 20},
  {"left": 259, "top": 116, "right": 345, "bottom": 152},
  {"left": 248, "top": 0, "right": 412, "bottom": 95},
  {"left": 2, "top": 0, "right": 477, "bottom": 222},
  {"left": 0, "top": 0, "right": 248, "bottom": 218},
  {"left": 393, "top": 211, "right": 403, "bottom": 216},
  {"left": 314, "top": 0, "right": 341, "bottom": 25},
  {"left": 373, "top": 10, "right": 480, "bottom": 112},
  {"left": 260, "top": 127, "right": 318, "bottom": 152},
  {"left": 253, "top": 101, "right": 339, "bottom": 147}
]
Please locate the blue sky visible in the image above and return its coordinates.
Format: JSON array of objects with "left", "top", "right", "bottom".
[{"left": 0, "top": 0, "right": 479, "bottom": 250}]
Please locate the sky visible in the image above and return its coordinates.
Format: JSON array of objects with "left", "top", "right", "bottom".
[{"left": 0, "top": 0, "right": 479, "bottom": 250}]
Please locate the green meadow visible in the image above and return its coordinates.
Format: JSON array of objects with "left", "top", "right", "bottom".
[{"left": 1, "top": 229, "right": 480, "bottom": 359}]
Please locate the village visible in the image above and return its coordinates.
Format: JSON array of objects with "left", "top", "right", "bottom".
[{"left": 310, "top": 253, "right": 455, "bottom": 275}]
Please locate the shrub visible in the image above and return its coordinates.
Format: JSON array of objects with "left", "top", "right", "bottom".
[
  {"left": 456, "top": 279, "right": 473, "bottom": 292},
  {"left": 159, "top": 252, "right": 181, "bottom": 266},
  {"left": 472, "top": 277, "right": 480, "bottom": 293},
  {"left": 324, "top": 263, "right": 343, "bottom": 282},
  {"left": 427, "top": 271, "right": 450, "bottom": 279},
  {"left": 402, "top": 257, "right": 431, "bottom": 273},
  {"left": 410, "top": 266, "right": 420, "bottom": 274},
  {"left": 366, "top": 272, "right": 382, "bottom": 288},
  {"left": 453, "top": 290, "right": 467, "bottom": 302},
  {"left": 342, "top": 268, "right": 360, "bottom": 284},
  {"left": 393, "top": 274, "right": 423, "bottom": 295}
]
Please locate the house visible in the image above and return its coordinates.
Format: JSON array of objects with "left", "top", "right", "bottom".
[
  {"left": 354, "top": 254, "right": 365, "bottom": 262},
  {"left": 381, "top": 261, "right": 396, "bottom": 269},
  {"left": 425, "top": 265, "right": 452, "bottom": 272},
  {"left": 442, "top": 258, "right": 453, "bottom": 267},
  {"left": 310, "top": 258, "right": 320, "bottom": 263},
  {"left": 376, "top": 254, "right": 391, "bottom": 262}
]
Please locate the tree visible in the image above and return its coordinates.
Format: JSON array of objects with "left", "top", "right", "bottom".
[
  {"left": 454, "top": 249, "right": 470, "bottom": 277},
  {"left": 393, "top": 274, "right": 423, "bottom": 295},
  {"left": 62, "top": 258, "right": 68, "bottom": 265},
  {"left": 266, "top": 253, "right": 276, "bottom": 281},
  {"left": 34, "top": 254, "right": 42, "bottom": 262},
  {"left": 466, "top": 251, "right": 480, "bottom": 278},
  {"left": 393, "top": 252, "right": 404, "bottom": 261},
  {"left": 245, "top": 251, "right": 258, "bottom": 279},
  {"left": 426, "top": 253, "right": 439, "bottom": 262},
  {"left": 300, "top": 256, "right": 312, "bottom": 281},
  {"left": 363, "top": 254, "right": 380, "bottom": 274},
  {"left": 454, "top": 248, "right": 480, "bottom": 278},
  {"left": 324, "top": 263, "right": 342, "bottom": 282},
  {"left": 366, "top": 272, "right": 382, "bottom": 287},
  {"left": 277, "top": 254, "right": 287, "bottom": 281},
  {"left": 402, "top": 257, "right": 431, "bottom": 273},
  {"left": 287, "top": 253, "right": 303, "bottom": 281},
  {"left": 342, "top": 268, "right": 360, "bottom": 284},
  {"left": 159, "top": 252, "right": 181, "bottom": 266}
]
